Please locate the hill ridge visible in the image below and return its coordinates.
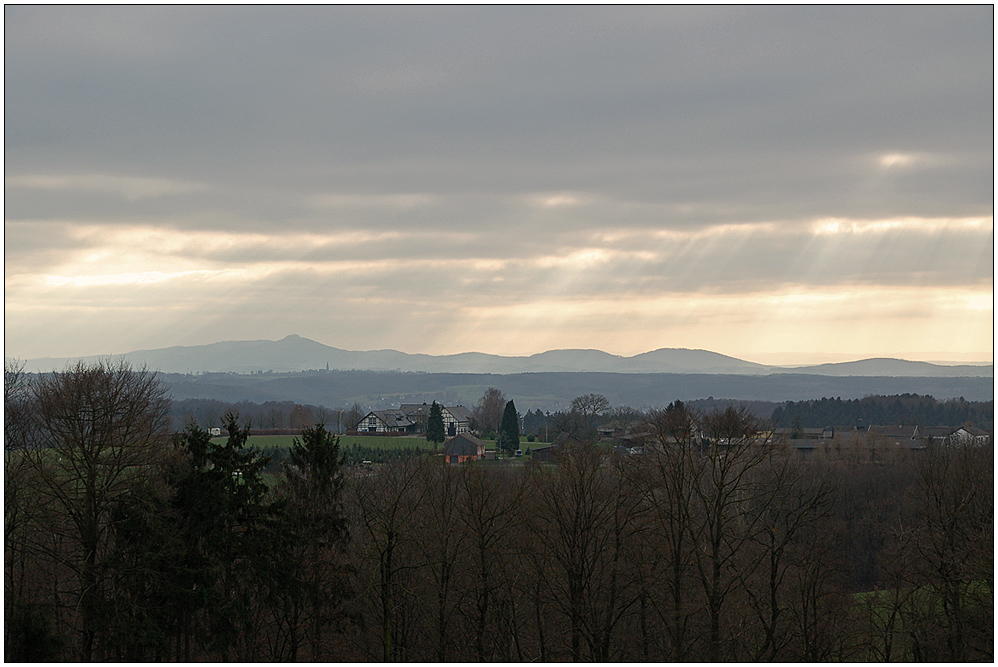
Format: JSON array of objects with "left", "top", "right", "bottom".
[{"left": 12, "top": 335, "right": 992, "bottom": 378}]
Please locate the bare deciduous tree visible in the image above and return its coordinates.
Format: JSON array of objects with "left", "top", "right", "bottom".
[
  {"left": 637, "top": 400, "right": 701, "bottom": 661},
  {"left": 353, "top": 457, "right": 426, "bottom": 661},
  {"left": 605, "top": 405, "right": 643, "bottom": 438},
  {"left": 412, "top": 460, "right": 468, "bottom": 661},
  {"left": 691, "top": 405, "right": 773, "bottom": 662},
  {"left": 906, "top": 441, "right": 993, "bottom": 661},
  {"left": 289, "top": 403, "right": 316, "bottom": 430},
  {"left": 532, "top": 441, "right": 643, "bottom": 661},
  {"left": 24, "top": 360, "right": 171, "bottom": 660},
  {"left": 343, "top": 402, "right": 365, "bottom": 432},
  {"left": 738, "top": 446, "right": 835, "bottom": 660},
  {"left": 473, "top": 387, "right": 506, "bottom": 437},
  {"left": 569, "top": 393, "right": 610, "bottom": 442},
  {"left": 459, "top": 464, "right": 526, "bottom": 661},
  {"left": 4, "top": 360, "right": 45, "bottom": 656}
]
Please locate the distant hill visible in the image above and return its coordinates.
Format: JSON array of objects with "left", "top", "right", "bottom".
[
  {"left": 14, "top": 334, "right": 993, "bottom": 378},
  {"left": 781, "top": 357, "right": 989, "bottom": 377}
]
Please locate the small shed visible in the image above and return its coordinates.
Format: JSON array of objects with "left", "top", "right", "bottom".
[{"left": 444, "top": 433, "right": 486, "bottom": 464}]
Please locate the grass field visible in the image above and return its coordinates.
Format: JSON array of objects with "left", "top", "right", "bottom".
[{"left": 212, "top": 434, "right": 499, "bottom": 451}]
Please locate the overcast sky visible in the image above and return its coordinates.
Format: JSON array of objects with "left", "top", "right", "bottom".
[{"left": 5, "top": 6, "right": 993, "bottom": 364}]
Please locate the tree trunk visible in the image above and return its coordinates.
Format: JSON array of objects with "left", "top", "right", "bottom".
[
  {"left": 535, "top": 579, "right": 547, "bottom": 662},
  {"left": 570, "top": 580, "right": 584, "bottom": 661},
  {"left": 639, "top": 589, "right": 649, "bottom": 661},
  {"left": 80, "top": 511, "right": 99, "bottom": 661},
  {"left": 380, "top": 541, "right": 393, "bottom": 662}
]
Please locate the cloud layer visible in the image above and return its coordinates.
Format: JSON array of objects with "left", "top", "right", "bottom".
[{"left": 4, "top": 6, "right": 993, "bottom": 363}]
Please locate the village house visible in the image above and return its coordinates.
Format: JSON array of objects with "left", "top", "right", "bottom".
[
  {"left": 355, "top": 409, "right": 420, "bottom": 434},
  {"left": 354, "top": 403, "right": 474, "bottom": 435},
  {"left": 444, "top": 433, "right": 485, "bottom": 463},
  {"left": 951, "top": 425, "right": 991, "bottom": 445},
  {"left": 400, "top": 403, "right": 473, "bottom": 436},
  {"left": 919, "top": 425, "right": 991, "bottom": 446}
]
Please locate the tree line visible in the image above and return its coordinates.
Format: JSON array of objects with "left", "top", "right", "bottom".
[
  {"left": 5, "top": 362, "right": 993, "bottom": 661},
  {"left": 770, "top": 394, "right": 993, "bottom": 430},
  {"left": 171, "top": 397, "right": 366, "bottom": 434},
  {"left": 169, "top": 391, "right": 991, "bottom": 444}
]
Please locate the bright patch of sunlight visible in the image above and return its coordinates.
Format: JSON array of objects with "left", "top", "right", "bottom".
[
  {"left": 539, "top": 193, "right": 582, "bottom": 208},
  {"left": 651, "top": 221, "right": 780, "bottom": 243},
  {"left": 80, "top": 225, "right": 410, "bottom": 255},
  {"left": 878, "top": 152, "right": 921, "bottom": 169},
  {"left": 535, "top": 248, "right": 611, "bottom": 269},
  {"left": 812, "top": 216, "right": 991, "bottom": 236},
  {"left": 439, "top": 283, "right": 994, "bottom": 360},
  {"left": 45, "top": 270, "right": 217, "bottom": 287}
]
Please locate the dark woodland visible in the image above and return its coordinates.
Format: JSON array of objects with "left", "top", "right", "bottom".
[{"left": 5, "top": 361, "right": 993, "bottom": 661}]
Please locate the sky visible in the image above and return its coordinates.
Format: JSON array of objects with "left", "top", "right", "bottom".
[{"left": 4, "top": 6, "right": 994, "bottom": 365}]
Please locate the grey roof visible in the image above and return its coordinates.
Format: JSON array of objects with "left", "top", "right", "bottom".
[
  {"left": 397, "top": 403, "right": 472, "bottom": 422},
  {"left": 919, "top": 426, "right": 957, "bottom": 439},
  {"left": 445, "top": 405, "right": 473, "bottom": 423},
  {"left": 868, "top": 425, "right": 919, "bottom": 439},
  {"left": 774, "top": 427, "right": 832, "bottom": 438},
  {"left": 371, "top": 409, "right": 418, "bottom": 429}
]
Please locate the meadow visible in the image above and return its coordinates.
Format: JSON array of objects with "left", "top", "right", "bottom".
[
  {"left": 214, "top": 434, "right": 499, "bottom": 452},
  {"left": 216, "top": 433, "right": 518, "bottom": 468}
]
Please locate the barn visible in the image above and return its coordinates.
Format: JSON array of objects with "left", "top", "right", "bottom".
[{"left": 444, "top": 433, "right": 485, "bottom": 464}]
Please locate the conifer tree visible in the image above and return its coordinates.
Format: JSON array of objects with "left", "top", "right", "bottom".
[
  {"left": 169, "top": 413, "right": 272, "bottom": 660},
  {"left": 499, "top": 400, "right": 520, "bottom": 456},
  {"left": 427, "top": 401, "right": 446, "bottom": 445},
  {"left": 276, "top": 422, "right": 351, "bottom": 659}
]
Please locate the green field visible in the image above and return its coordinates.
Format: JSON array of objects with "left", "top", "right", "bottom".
[
  {"left": 211, "top": 433, "right": 515, "bottom": 467},
  {"left": 212, "top": 434, "right": 498, "bottom": 451}
]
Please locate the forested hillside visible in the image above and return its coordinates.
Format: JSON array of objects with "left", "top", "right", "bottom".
[
  {"left": 6, "top": 362, "right": 993, "bottom": 662},
  {"left": 771, "top": 394, "right": 993, "bottom": 430}
]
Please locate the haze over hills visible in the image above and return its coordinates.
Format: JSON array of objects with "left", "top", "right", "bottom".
[
  {"left": 159, "top": 369, "right": 994, "bottom": 412},
  {"left": 14, "top": 335, "right": 993, "bottom": 378}
]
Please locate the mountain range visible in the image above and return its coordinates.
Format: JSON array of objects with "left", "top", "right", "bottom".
[{"left": 16, "top": 335, "right": 993, "bottom": 378}]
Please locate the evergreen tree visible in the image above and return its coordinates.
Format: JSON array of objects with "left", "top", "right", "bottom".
[
  {"left": 274, "top": 422, "right": 351, "bottom": 659},
  {"left": 427, "top": 401, "right": 446, "bottom": 445},
  {"left": 286, "top": 422, "right": 344, "bottom": 495},
  {"left": 169, "top": 413, "right": 273, "bottom": 660},
  {"left": 499, "top": 400, "right": 520, "bottom": 456}
]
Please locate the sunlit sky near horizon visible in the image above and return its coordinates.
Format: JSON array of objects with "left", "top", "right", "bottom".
[{"left": 4, "top": 6, "right": 994, "bottom": 366}]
